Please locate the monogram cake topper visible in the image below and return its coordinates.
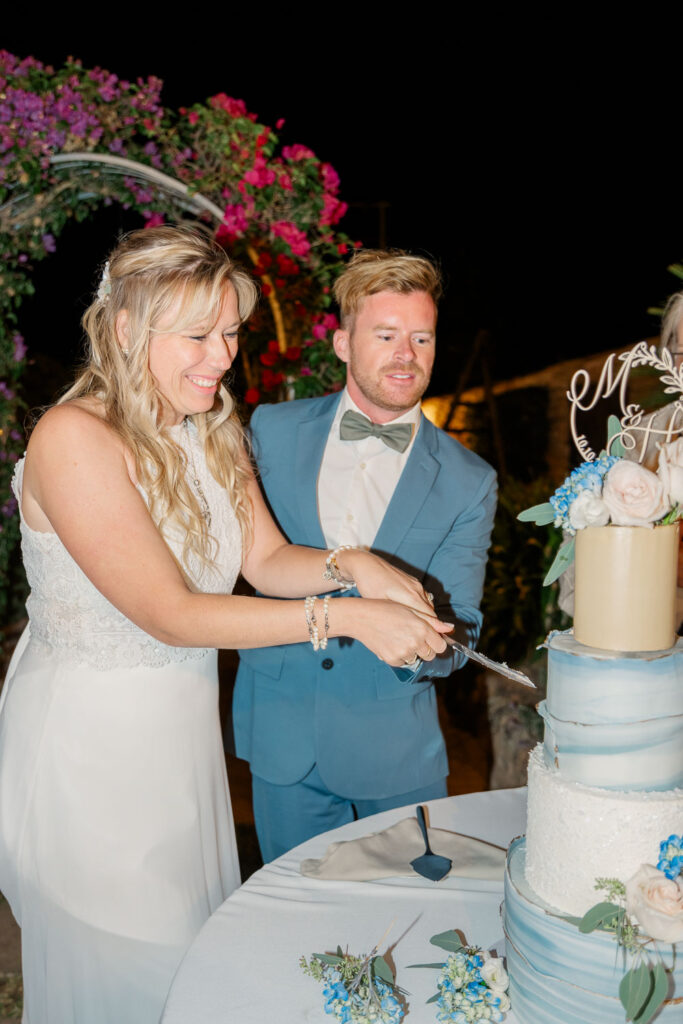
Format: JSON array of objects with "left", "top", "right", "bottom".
[{"left": 568, "top": 341, "right": 683, "bottom": 464}]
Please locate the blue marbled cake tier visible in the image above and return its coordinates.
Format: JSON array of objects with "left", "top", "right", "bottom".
[
  {"left": 504, "top": 838, "right": 683, "bottom": 1024},
  {"left": 541, "top": 632, "right": 683, "bottom": 791}
]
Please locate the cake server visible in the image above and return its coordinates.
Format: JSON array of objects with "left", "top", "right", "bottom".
[
  {"left": 444, "top": 637, "right": 536, "bottom": 688},
  {"left": 410, "top": 805, "right": 452, "bottom": 881}
]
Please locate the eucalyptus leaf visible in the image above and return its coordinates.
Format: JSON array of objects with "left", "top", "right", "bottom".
[
  {"left": 619, "top": 962, "right": 653, "bottom": 1021},
  {"left": 430, "top": 930, "right": 464, "bottom": 952},
  {"left": 517, "top": 502, "right": 555, "bottom": 525},
  {"left": 579, "top": 901, "right": 623, "bottom": 933},
  {"left": 314, "top": 953, "right": 344, "bottom": 966},
  {"left": 667, "top": 262, "right": 683, "bottom": 281},
  {"left": 372, "top": 956, "right": 394, "bottom": 986},
  {"left": 607, "top": 414, "right": 626, "bottom": 457},
  {"left": 407, "top": 962, "right": 447, "bottom": 970},
  {"left": 336, "top": 945, "right": 344, "bottom": 957},
  {"left": 426, "top": 993, "right": 440, "bottom": 1004},
  {"left": 543, "top": 536, "right": 575, "bottom": 586},
  {"left": 633, "top": 962, "right": 669, "bottom": 1024}
]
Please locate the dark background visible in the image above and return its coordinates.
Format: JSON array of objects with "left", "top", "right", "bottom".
[{"left": 4, "top": 22, "right": 682, "bottom": 398}]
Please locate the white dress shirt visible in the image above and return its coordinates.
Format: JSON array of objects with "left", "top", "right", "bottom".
[{"left": 317, "top": 389, "right": 422, "bottom": 549}]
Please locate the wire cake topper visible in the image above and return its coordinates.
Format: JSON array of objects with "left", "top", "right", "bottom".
[{"left": 567, "top": 341, "right": 683, "bottom": 464}]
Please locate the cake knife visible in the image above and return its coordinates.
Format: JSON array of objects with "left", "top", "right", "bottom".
[{"left": 444, "top": 637, "right": 536, "bottom": 688}]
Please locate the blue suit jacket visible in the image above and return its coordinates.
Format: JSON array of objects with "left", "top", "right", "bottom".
[{"left": 233, "top": 393, "right": 497, "bottom": 798}]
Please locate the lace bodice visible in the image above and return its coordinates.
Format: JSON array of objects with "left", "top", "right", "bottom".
[{"left": 13, "top": 422, "right": 243, "bottom": 670}]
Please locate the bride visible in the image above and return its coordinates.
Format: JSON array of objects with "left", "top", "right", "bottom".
[{"left": 0, "top": 225, "right": 451, "bottom": 1023}]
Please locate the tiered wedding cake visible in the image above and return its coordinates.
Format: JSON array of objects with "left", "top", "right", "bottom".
[
  {"left": 503, "top": 527, "right": 683, "bottom": 1021},
  {"left": 503, "top": 339, "right": 683, "bottom": 1023}
]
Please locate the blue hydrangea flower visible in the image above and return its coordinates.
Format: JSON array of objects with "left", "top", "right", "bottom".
[
  {"left": 549, "top": 455, "right": 619, "bottom": 534},
  {"left": 658, "top": 834, "right": 683, "bottom": 880}
]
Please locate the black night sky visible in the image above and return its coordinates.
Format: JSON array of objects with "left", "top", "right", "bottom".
[{"left": 4, "top": 22, "right": 683, "bottom": 400}]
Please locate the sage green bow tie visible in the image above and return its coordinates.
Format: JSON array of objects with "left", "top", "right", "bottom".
[{"left": 339, "top": 410, "right": 413, "bottom": 453}]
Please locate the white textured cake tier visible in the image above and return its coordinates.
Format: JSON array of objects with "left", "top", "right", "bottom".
[
  {"left": 525, "top": 744, "right": 683, "bottom": 916},
  {"left": 542, "top": 632, "right": 683, "bottom": 790}
]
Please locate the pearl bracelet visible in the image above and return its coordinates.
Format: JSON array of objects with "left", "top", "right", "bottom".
[
  {"left": 305, "top": 595, "right": 331, "bottom": 651},
  {"left": 322, "top": 544, "right": 358, "bottom": 590}
]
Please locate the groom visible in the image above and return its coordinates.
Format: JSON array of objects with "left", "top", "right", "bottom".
[{"left": 234, "top": 249, "right": 497, "bottom": 862}]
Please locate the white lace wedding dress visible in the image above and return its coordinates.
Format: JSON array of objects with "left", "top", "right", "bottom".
[{"left": 0, "top": 423, "right": 242, "bottom": 1023}]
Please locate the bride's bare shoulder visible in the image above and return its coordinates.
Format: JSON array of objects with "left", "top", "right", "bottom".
[{"left": 28, "top": 400, "right": 123, "bottom": 460}]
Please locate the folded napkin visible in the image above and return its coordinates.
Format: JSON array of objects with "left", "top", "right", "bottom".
[{"left": 300, "top": 816, "right": 506, "bottom": 882}]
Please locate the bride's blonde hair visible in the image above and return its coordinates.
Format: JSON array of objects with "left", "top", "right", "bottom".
[{"left": 60, "top": 224, "right": 259, "bottom": 570}]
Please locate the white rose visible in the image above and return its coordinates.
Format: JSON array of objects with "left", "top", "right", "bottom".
[
  {"left": 602, "top": 461, "right": 669, "bottom": 527},
  {"left": 479, "top": 957, "right": 509, "bottom": 994},
  {"left": 657, "top": 437, "right": 683, "bottom": 506},
  {"left": 625, "top": 863, "right": 683, "bottom": 943},
  {"left": 568, "top": 490, "right": 611, "bottom": 530}
]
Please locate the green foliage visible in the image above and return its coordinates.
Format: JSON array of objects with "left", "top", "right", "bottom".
[
  {"left": 620, "top": 961, "right": 669, "bottom": 1024},
  {"left": 480, "top": 477, "right": 570, "bottom": 664},
  {"left": 543, "top": 535, "right": 575, "bottom": 586},
  {"left": 578, "top": 901, "right": 624, "bottom": 934},
  {"left": 429, "top": 930, "right": 465, "bottom": 953},
  {"left": 607, "top": 414, "right": 626, "bottom": 457}
]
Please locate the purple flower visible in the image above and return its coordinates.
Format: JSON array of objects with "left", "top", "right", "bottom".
[
  {"left": 12, "top": 334, "right": 26, "bottom": 361},
  {"left": 41, "top": 233, "right": 56, "bottom": 254},
  {"left": 0, "top": 382, "right": 15, "bottom": 399}
]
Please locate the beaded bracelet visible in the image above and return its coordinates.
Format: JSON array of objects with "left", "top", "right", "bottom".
[
  {"left": 305, "top": 595, "right": 331, "bottom": 651},
  {"left": 323, "top": 544, "right": 357, "bottom": 590}
]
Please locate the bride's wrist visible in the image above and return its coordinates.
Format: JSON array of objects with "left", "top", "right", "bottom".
[{"left": 323, "top": 545, "right": 365, "bottom": 590}]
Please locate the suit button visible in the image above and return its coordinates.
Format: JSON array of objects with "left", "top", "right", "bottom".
[{"left": 322, "top": 658, "right": 334, "bottom": 670}]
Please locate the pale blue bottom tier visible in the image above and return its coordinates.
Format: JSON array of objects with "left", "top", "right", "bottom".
[{"left": 503, "top": 838, "right": 682, "bottom": 1023}]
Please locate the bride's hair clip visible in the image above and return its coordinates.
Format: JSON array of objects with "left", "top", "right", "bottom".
[{"left": 97, "top": 261, "right": 112, "bottom": 304}]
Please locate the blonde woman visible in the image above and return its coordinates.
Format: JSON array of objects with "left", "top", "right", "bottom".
[{"left": 0, "top": 226, "right": 450, "bottom": 1024}]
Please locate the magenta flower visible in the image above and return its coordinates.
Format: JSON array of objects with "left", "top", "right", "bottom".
[
  {"left": 244, "top": 156, "right": 276, "bottom": 188},
  {"left": 320, "top": 193, "right": 348, "bottom": 227},
  {"left": 221, "top": 203, "right": 249, "bottom": 235},
  {"left": 143, "top": 212, "right": 165, "bottom": 227},
  {"left": 282, "top": 144, "right": 316, "bottom": 162},
  {"left": 41, "top": 233, "right": 56, "bottom": 254},
  {"left": 320, "top": 163, "right": 340, "bottom": 193},
  {"left": 210, "top": 93, "right": 247, "bottom": 118},
  {"left": 272, "top": 220, "right": 311, "bottom": 257}
]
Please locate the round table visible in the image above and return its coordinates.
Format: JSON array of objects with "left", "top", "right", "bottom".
[{"left": 161, "top": 787, "right": 526, "bottom": 1024}]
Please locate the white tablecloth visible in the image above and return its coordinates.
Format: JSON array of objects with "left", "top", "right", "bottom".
[{"left": 161, "top": 788, "right": 526, "bottom": 1024}]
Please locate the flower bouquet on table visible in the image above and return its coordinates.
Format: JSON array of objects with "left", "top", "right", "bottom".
[
  {"left": 300, "top": 944, "right": 405, "bottom": 1023},
  {"left": 409, "top": 930, "right": 510, "bottom": 1023},
  {"left": 570, "top": 835, "right": 683, "bottom": 1024}
]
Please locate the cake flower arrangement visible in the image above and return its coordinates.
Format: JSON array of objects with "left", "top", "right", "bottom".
[
  {"left": 519, "top": 417, "right": 683, "bottom": 585},
  {"left": 575, "top": 834, "right": 683, "bottom": 1024}
]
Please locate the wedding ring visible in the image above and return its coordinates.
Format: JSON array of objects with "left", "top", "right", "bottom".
[
  {"left": 403, "top": 652, "right": 419, "bottom": 666},
  {"left": 425, "top": 645, "right": 433, "bottom": 658},
  {"left": 426, "top": 592, "right": 434, "bottom": 604}
]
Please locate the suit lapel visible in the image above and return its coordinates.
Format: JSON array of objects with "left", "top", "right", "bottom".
[
  {"left": 294, "top": 393, "right": 341, "bottom": 548},
  {"left": 373, "top": 415, "right": 440, "bottom": 555}
]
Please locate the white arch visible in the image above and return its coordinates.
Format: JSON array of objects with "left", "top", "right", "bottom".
[{"left": 49, "top": 153, "right": 225, "bottom": 222}]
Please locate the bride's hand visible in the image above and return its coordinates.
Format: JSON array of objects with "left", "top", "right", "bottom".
[
  {"left": 335, "top": 549, "right": 435, "bottom": 618},
  {"left": 335, "top": 598, "right": 453, "bottom": 668}
]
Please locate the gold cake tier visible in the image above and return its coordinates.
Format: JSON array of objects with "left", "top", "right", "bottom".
[{"left": 573, "top": 522, "right": 679, "bottom": 652}]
